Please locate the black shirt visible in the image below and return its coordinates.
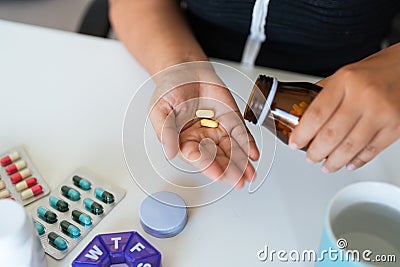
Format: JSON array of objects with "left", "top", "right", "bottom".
[{"left": 183, "top": 0, "right": 400, "bottom": 76}]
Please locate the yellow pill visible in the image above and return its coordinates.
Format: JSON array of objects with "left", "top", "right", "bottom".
[
  {"left": 292, "top": 104, "right": 302, "bottom": 113},
  {"left": 0, "top": 180, "right": 5, "bottom": 190},
  {"left": 299, "top": 101, "right": 308, "bottom": 108},
  {"left": 200, "top": 119, "right": 219, "bottom": 128},
  {"left": 196, "top": 109, "right": 215, "bottom": 118}
]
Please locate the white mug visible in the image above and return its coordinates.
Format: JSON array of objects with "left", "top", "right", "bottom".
[{"left": 316, "top": 182, "right": 400, "bottom": 267}]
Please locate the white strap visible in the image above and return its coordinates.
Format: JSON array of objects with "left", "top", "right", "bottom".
[
  {"left": 241, "top": 0, "right": 271, "bottom": 66},
  {"left": 256, "top": 77, "right": 277, "bottom": 126}
]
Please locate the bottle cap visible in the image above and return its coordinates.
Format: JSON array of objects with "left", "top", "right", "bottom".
[{"left": 139, "top": 191, "right": 187, "bottom": 238}]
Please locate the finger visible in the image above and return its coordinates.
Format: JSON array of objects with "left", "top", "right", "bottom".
[
  {"left": 242, "top": 161, "right": 256, "bottom": 183},
  {"left": 289, "top": 83, "right": 344, "bottom": 150},
  {"left": 200, "top": 83, "right": 260, "bottom": 160},
  {"left": 149, "top": 99, "right": 179, "bottom": 160},
  {"left": 213, "top": 149, "right": 247, "bottom": 189},
  {"left": 218, "top": 133, "right": 256, "bottom": 183},
  {"left": 218, "top": 111, "right": 260, "bottom": 161},
  {"left": 179, "top": 138, "right": 225, "bottom": 179},
  {"left": 180, "top": 138, "right": 245, "bottom": 188},
  {"left": 315, "top": 76, "right": 330, "bottom": 87},
  {"left": 321, "top": 116, "right": 380, "bottom": 173},
  {"left": 233, "top": 122, "right": 260, "bottom": 162},
  {"left": 306, "top": 102, "right": 361, "bottom": 163},
  {"left": 174, "top": 97, "right": 198, "bottom": 131},
  {"left": 201, "top": 135, "right": 248, "bottom": 187},
  {"left": 346, "top": 127, "right": 399, "bottom": 170}
]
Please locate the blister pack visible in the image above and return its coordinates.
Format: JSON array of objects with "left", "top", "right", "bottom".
[
  {"left": 0, "top": 146, "right": 50, "bottom": 205},
  {"left": 31, "top": 169, "right": 126, "bottom": 260}
]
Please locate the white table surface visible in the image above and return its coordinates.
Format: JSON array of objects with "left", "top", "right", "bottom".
[{"left": 0, "top": 20, "right": 399, "bottom": 267}]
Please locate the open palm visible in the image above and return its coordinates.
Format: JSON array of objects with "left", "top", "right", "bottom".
[{"left": 149, "top": 64, "right": 259, "bottom": 188}]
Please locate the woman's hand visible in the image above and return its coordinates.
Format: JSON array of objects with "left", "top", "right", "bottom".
[
  {"left": 149, "top": 63, "right": 259, "bottom": 188},
  {"left": 289, "top": 43, "right": 400, "bottom": 173}
]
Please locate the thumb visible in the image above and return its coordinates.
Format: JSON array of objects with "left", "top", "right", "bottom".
[
  {"left": 315, "top": 76, "right": 330, "bottom": 88},
  {"left": 149, "top": 103, "right": 179, "bottom": 160}
]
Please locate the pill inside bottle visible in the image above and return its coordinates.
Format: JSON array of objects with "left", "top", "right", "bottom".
[{"left": 244, "top": 75, "right": 321, "bottom": 146}]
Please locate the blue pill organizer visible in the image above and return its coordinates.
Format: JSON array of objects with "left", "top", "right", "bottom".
[
  {"left": 31, "top": 169, "right": 126, "bottom": 260},
  {"left": 72, "top": 231, "right": 162, "bottom": 267}
]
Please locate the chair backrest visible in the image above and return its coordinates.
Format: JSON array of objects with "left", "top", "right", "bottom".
[{"left": 78, "top": 0, "right": 110, "bottom": 38}]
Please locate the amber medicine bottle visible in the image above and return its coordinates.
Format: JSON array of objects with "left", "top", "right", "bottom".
[{"left": 244, "top": 75, "right": 322, "bottom": 145}]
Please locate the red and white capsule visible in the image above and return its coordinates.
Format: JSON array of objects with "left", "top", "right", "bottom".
[
  {"left": 21, "top": 184, "right": 43, "bottom": 200},
  {"left": 6, "top": 160, "right": 27, "bottom": 175},
  {"left": 16, "top": 177, "right": 37, "bottom": 192},
  {"left": 0, "top": 189, "right": 11, "bottom": 199},
  {"left": 10, "top": 168, "right": 32, "bottom": 184},
  {"left": 0, "top": 180, "right": 5, "bottom": 190},
  {"left": 1, "top": 152, "right": 20, "bottom": 166}
]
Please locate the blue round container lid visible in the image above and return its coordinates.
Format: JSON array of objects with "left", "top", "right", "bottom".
[{"left": 139, "top": 191, "right": 187, "bottom": 238}]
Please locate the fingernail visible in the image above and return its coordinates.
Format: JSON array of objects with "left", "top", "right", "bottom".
[
  {"left": 322, "top": 166, "right": 330, "bottom": 174},
  {"left": 346, "top": 163, "right": 356, "bottom": 171},
  {"left": 306, "top": 157, "right": 315, "bottom": 164},
  {"left": 289, "top": 142, "right": 299, "bottom": 150}
]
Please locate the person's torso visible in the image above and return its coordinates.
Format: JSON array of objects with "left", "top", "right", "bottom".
[
  {"left": 185, "top": 0, "right": 400, "bottom": 46},
  {"left": 184, "top": 0, "right": 400, "bottom": 76}
]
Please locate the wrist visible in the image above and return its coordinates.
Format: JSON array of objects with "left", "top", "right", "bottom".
[{"left": 149, "top": 49, "right": 209, "bottom": 75}]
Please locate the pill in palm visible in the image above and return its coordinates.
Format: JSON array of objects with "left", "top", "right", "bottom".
[
  {"left": 196, "top": 109, "right": 215, "bottom": 118},
  {"left": 200, "top": 119, "right": 219, "bottom": 128}
]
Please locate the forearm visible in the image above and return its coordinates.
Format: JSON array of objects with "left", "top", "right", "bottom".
[{"left": 109, "top": 0, "right": 207, "bottom": 75}]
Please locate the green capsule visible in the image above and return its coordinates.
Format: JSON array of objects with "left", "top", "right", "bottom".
[
  {"left": 72, "top": 175, "right": 91, "bottom": 191},
  {"left": 72, "top": 210, "right": 92, "bottom": 226},
  {"left": 60, "top": 220, "right": 81, "bottom": 238},
  {"left": 34, "top": 221, "right": 45, "bottom": 235},
  {"left": 94, "top": 188, "right": 115, "bottom": 204},
  {"left": 48, "top": 232, "right": 67, "bottom": 251},
  {"left": 37, "top": 207, "right": 57, "bottom": 224},
  {"left": 61, "top": 185, "right": 80, "bottom": 201},
  {"left": 83, "top": 198, "right": 104, "bottom": 215},
  {"left": 49, "top": 196, "right": 69, "bottom": 212}
]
